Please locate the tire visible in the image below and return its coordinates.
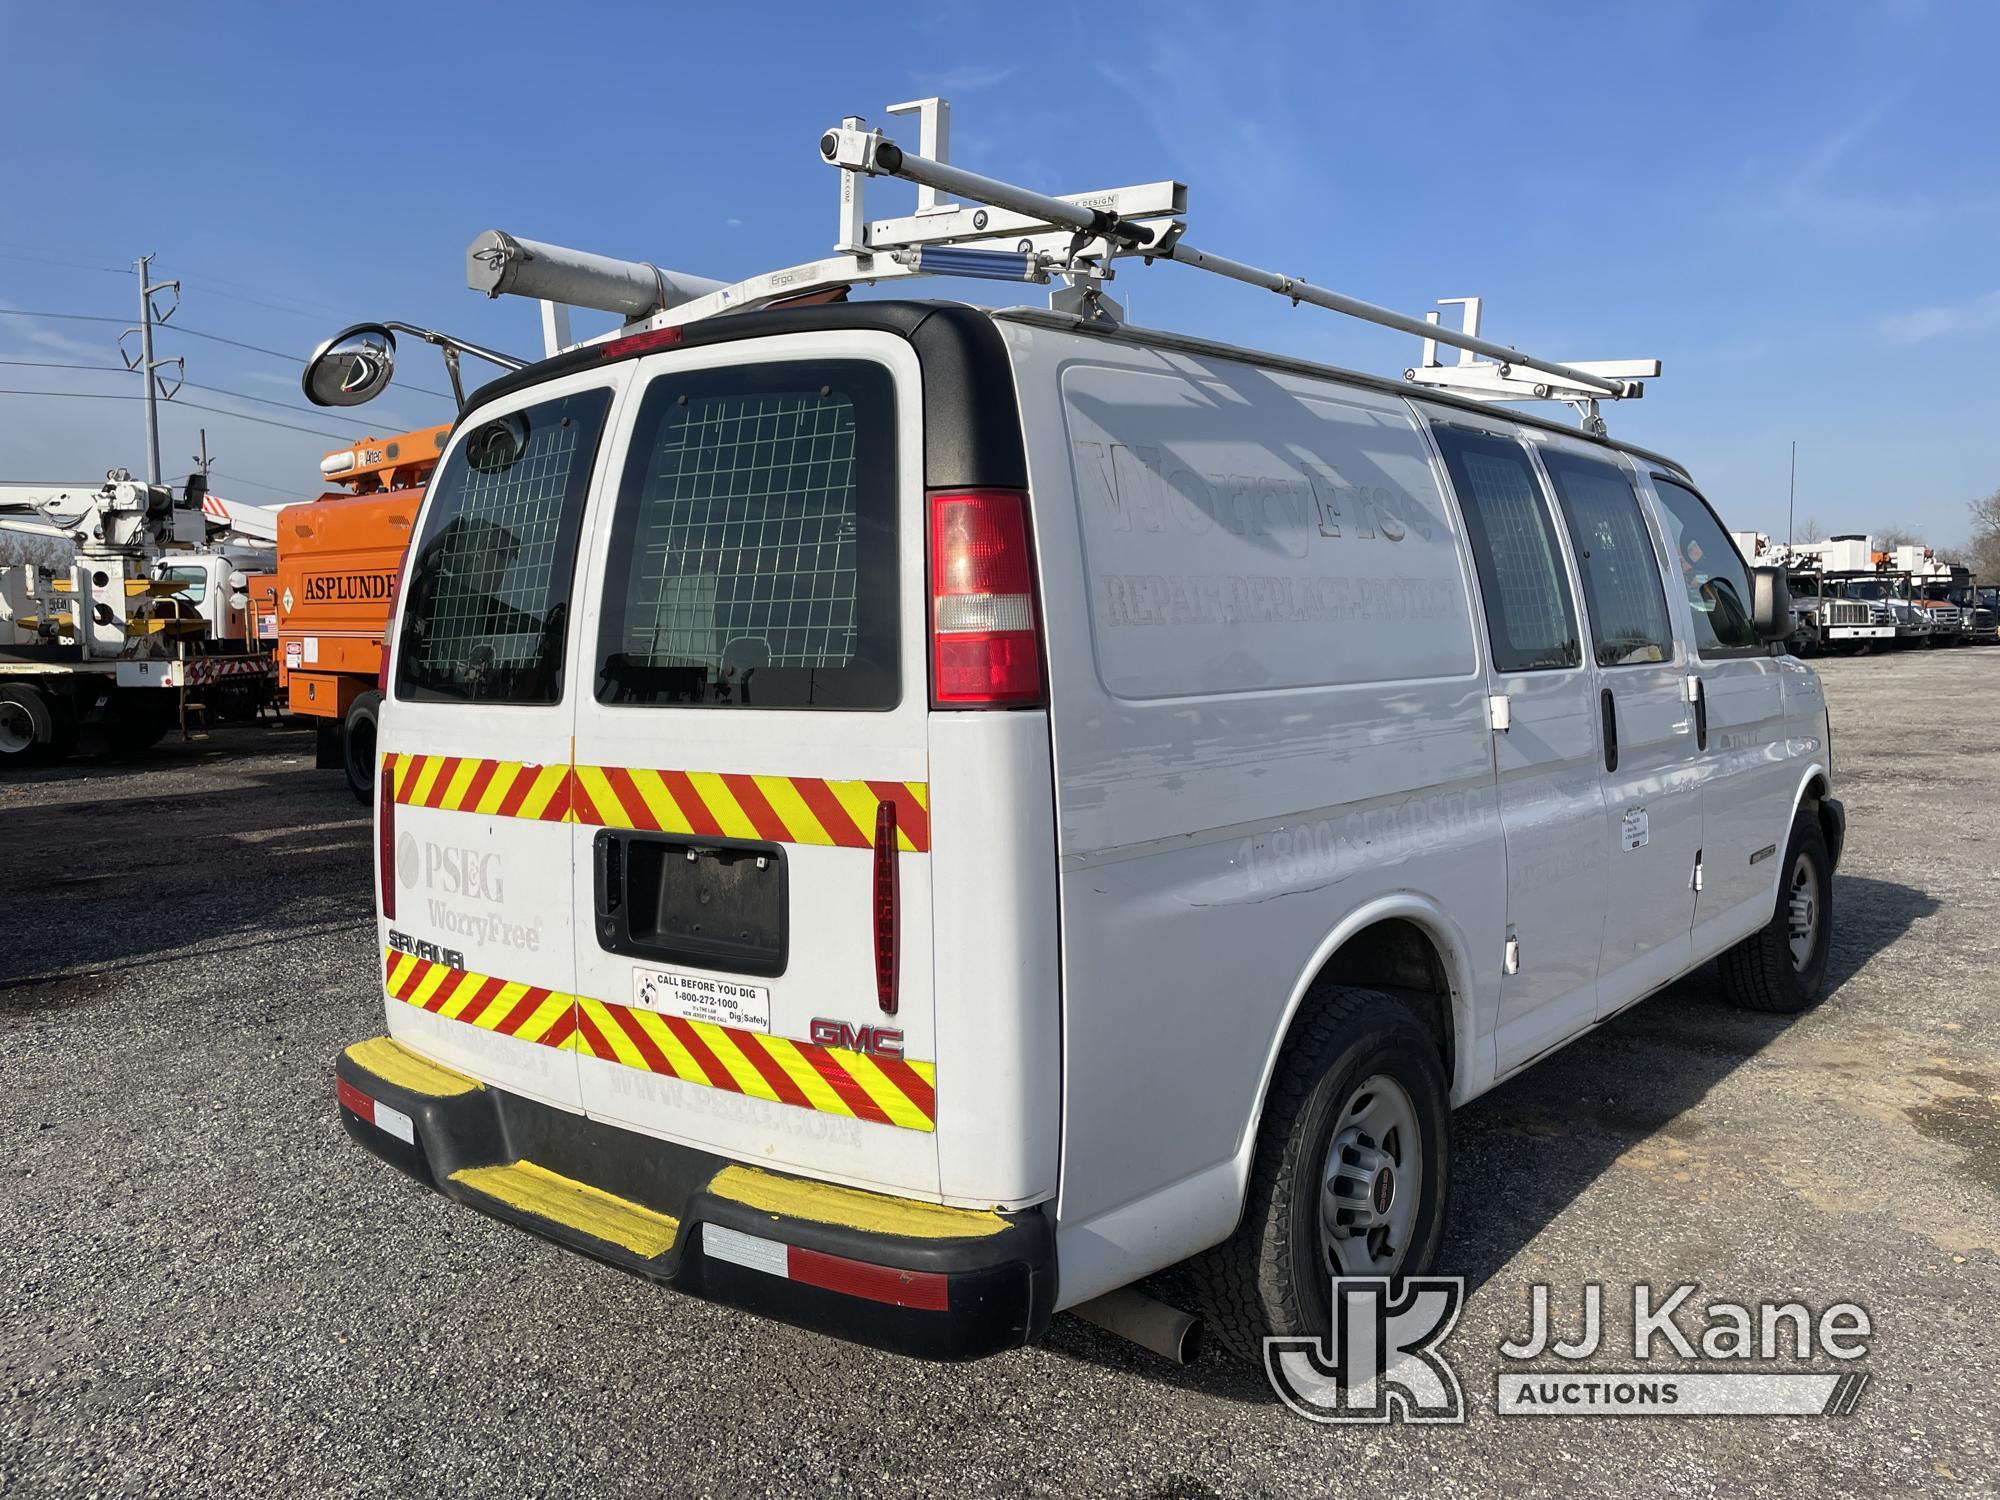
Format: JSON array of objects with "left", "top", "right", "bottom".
[
  {"left": 342, "top": 690, "right": 381, "bottom": 805},
  {"left": 110, "top": 705, "right": 174, "bottom": 755},
  {"left": 0, "top": 682, "right": 55, "bottom": 765},
  {"left": 1187, "top": 986, "right": 1452, "bottom": 1363},
  {"left": 1720, "top": 808, "right": 1833, "bottom": 1014}
]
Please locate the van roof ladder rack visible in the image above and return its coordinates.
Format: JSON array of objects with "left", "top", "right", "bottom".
[{"left": 469, "top": 96, "right": 1661, "bottom": 437}]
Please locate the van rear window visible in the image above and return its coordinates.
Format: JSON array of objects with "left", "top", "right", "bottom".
[
  {"left": 396, "top": 386, "right": 612, "bottom": 704},
  {"left": 594, "top": 360, "right": 898, "bottom": 711}
]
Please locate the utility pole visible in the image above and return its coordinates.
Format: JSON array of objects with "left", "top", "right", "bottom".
[
  {"left": 194, "top": 428, "right": 211, "bottom": 479},
  {"left": 1786, "top": 440, "right": 1797, "bottom": 549},
  {"left": 124, "top": 254, "right": 183, "bottom": 485}
]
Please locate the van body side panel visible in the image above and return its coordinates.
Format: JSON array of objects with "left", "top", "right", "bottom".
[
  {"left": 1011, "top": 327, "right": 1503, "bottom": 1269},
  {"left": 926, "top": 710, "right": 1062, "bottom": 1208}
]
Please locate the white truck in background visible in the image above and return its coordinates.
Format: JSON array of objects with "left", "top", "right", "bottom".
[{"left": 0, "top": 472, "right": 278, "bottom": 763}]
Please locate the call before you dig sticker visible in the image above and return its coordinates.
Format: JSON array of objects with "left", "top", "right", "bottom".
[{"left": 631, "top": 965, "right": 772, "bottom": 1033}]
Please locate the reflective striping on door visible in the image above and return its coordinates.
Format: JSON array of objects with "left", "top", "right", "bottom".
[
  {"left": 569, "top": 766, "right": 929, "bottom": 852},
  {"left": 383, "top": 752, "right": 573, "bottom": 822},
  {"left": 380, "top": 752, "right": 929, "bottom": 851},
  {"left": 382, "top": 950, "right": 938, "bottom": 1132},
  {"left": 385, "top": 949, "right": 578, "bottom": 1047}
]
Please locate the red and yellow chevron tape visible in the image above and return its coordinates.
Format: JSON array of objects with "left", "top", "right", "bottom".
[
  {"left": 382, "top": 950, "right": 937, "bottom": 1132},
  {"left": 385, "top": 752, "right": 574, "bottom": 822},
  {"left": 382, "top": 753, "right": 928, "bottom": 852}
]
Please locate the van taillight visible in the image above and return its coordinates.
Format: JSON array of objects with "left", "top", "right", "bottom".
[
  {"left": 377, "top": 571, "right": 401, "bottom": 694},
  {"left": 378, "top": 764, "right": 396, "bottom": 921},
  {"left": 928, "top": 488, "right": 1043, "bottom": 707}
]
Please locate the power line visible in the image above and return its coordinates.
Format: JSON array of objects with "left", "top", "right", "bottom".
[
  {"left": 0, "top": 248, "right": 133, "bottom": 276},
  {"left": 0, "top": 309, "right": 129, "bottom": 324},
  {"left": 206, "top": 470, "right": 307, "bottom": 499},
  {"left": 2, "top": 358, "right": 422, "bottom": 425},
  {"left": 159, "top": 323, "right": 457, "bottom": 402},
  {"left": 0, "top": 358, "right": 124, "bottom": 372},
  {"left": 182, "top": 282, "right": 340, "bottom": 324},
  {"left": 0, "top": 306, "right": 458, "bottom": 402},
  {"left": 0, "top": 388, "right": 367, "bottom": 441},
  {"left": 156, "top": 321, "right": 311, "bottom": 364}
]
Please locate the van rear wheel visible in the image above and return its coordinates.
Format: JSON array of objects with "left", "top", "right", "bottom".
[
  {"left": 1719, "top": 808, "right": 1832, "bottom": 1013},
  {"left": 1188, "top": 986, "right": 1451, "bottom": 1363}
]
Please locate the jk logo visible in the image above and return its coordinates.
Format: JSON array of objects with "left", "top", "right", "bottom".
[{"left": 1264, "top": 1278, "right": 1466, "bottom": 1424}]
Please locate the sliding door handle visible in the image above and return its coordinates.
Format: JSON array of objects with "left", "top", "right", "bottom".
[{"left": 1600, "top": 687, "right": 1619, "bottom": 773}]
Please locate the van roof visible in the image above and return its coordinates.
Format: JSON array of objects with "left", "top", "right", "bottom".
[{"left": 462, "top": 298, "right": 1692, "bottom": 484}]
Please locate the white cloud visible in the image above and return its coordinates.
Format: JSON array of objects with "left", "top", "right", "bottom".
[
  {"left": 919, "top": 63, "right": 1019, "bottom": 93},
  {"left": 1878, "top": 288, "right": 2000, "bottom": 345},
  {"left": 1738, "top": 104, "right": 1939, "bottom": 239}
]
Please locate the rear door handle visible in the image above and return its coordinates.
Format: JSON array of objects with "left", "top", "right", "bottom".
[{"left": 1600, "top": 687, "right": 1619, "bottom": 773}]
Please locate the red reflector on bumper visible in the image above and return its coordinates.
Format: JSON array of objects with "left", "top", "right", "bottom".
[
  {"left": 788, "top": 1245, "right": 949, "bottom": 1311},
  {"left": 335, "top": 1075, "right": 371, "bottom": 1117},
  {"left": 336, "top": 1073, "right": 416, "bottom": 1145}
]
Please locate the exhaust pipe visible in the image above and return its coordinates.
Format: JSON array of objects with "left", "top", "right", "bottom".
[{"left": 1071, "top": 1287, "right": 1203, "bottom": 1365}]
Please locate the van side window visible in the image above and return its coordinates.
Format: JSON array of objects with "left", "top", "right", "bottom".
[
  {"left": 1431, "top": 426, "right": 1582, "bottom": 673},
  {"left": 396, "top": 386, "right": 612, "bottom": 704},
  {"left": 595, "top": 360, "right": 898, "bottom": 711},
  {"left": 1648, "top": 476, "right": 1761, "bottom": 654},
  {"left": 1539, "top": 451, "right": 1674, "bottom": 668}
]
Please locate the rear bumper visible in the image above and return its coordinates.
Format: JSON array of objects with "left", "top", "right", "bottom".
[{"left": 335, "top": 1038, "right": 1056, "bottom": 1361}]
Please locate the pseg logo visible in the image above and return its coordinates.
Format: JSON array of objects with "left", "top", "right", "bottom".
[{"left": 396, "top": 833, "right": 503, "bottom": 900}]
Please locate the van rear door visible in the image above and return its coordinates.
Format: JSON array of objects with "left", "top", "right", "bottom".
[
  {"left": 377, "top": 369, "right": 623, "bottom": 1114},
  {"left": 565, "top": 332, "right": 941, "bottom": 1197}
]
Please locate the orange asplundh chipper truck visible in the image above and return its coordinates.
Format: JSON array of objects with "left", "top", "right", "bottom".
[{"left": 246, "top": 424, "right": 448, "bottom": 800}]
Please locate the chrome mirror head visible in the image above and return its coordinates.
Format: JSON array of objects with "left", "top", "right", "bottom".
[{"left": 302, "top": 324, "right": 397, "bottom": 407}]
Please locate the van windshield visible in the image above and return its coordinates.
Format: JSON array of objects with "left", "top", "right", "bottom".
[{"left": 593, "top": 359, "right": 899, "bottom": 711}]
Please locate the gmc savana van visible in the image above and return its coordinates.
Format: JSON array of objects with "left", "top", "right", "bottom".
[{"left": 321, "top": 123, "right": 1841, "bottom": 1363}]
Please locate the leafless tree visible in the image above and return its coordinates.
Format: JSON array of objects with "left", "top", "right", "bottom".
[
  {"left": 1792, "top": 515, "right": 1824, "bottom": 543},
  {"left": 1965, "top": 486, "right": 2000, "bottom": 581}
]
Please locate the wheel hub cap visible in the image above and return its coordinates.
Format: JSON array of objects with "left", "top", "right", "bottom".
[
  {"left": 1787, "top": 854, "right": 1820, "bottom": 972},
  {"left": 0, "top": 702, "right": 33, "bottom": 754},
  {"left": 1319, "top": 1074, "right": 1422, "bottom": 1277}
]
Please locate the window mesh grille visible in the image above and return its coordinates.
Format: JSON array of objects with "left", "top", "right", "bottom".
[
  {"left": 623, "top": 391, "right": 861, "bottom": 674},
  {"left": 415, "top": 418, "right": 580, "bottom": 677}
]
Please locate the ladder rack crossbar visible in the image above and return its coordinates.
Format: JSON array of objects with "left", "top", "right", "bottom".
[{"left": 841, "top": 131, "right": 1632, "bottom": 401}]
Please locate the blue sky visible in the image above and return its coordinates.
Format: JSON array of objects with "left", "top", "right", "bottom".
[{"left": 3, "top": 0, "right": 1995, "bottom": 545}]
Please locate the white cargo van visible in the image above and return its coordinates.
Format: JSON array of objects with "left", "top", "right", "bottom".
[{"left": 322, "top": 120, "right": 1842, "bottom": 1363}]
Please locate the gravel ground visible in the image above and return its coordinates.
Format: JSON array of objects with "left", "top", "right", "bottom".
[{"left": 2, "top": 655, "right": 1996, "bottom": 1498}]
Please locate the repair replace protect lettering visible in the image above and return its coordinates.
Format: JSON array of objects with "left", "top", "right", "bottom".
[{"left": 1072, "top": 439, "right": 1438, "bottom": 554}]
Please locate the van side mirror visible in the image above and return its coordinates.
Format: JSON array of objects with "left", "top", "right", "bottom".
[
  {"left": 302, "top": 324, "right": 397, "bottom": 407},
  {"left": 1750, "top": 566, "right": 1792, "bottom": 642}
]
